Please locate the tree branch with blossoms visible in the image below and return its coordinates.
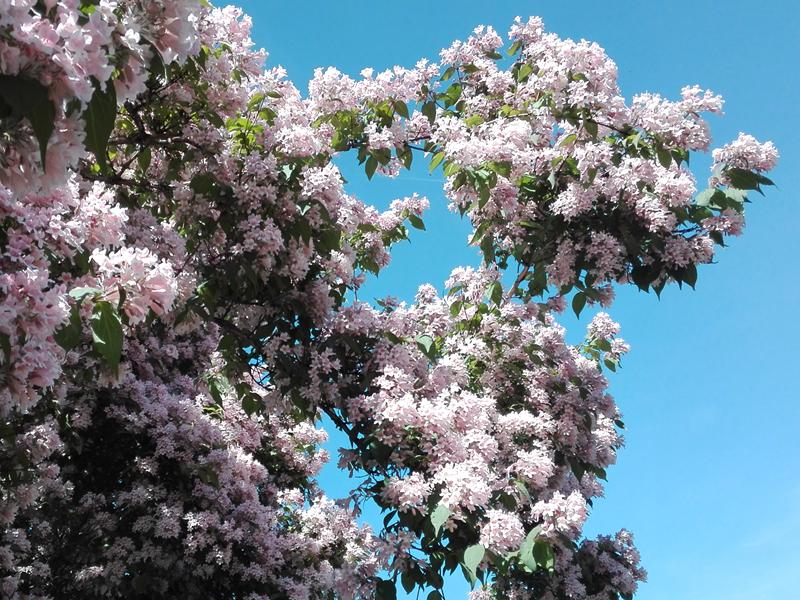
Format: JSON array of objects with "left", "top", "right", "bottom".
[{"left": 0, "top": 4, "right": 777, "bottom": 600}]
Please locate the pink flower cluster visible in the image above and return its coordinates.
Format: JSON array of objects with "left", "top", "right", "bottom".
[
  {"left": 426, "top": 17, "right": 778, "bottom": 300},
  {"left": 0, "top": 4, "right": 393, "bottom": 598},
  {"left": 712, "top": 132, "right": 779, "bottom": 172},
  {"left": 313, "top": 267, "right": 641, "bottom": 592}
]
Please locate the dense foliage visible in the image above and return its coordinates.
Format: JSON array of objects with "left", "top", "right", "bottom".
[{"left": 0, "top": 2, "right": 777, "bottom": 599}]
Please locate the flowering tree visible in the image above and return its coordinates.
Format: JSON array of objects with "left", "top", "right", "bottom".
[{"left": 0, "top": 2, "right": 778, "bottom": 599}]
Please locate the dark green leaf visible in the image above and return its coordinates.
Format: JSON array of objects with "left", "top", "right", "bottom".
[
  {"left": 408, "top": 214, "right": 426, "bottom": 230},
  {"left": 90, "top": 300, "right": 123, "bottom": 371},
  {"left": 401, "top": 571, "right": 416, "bottom": 594},
  {"left": 397, "top": 144, "right": 413, "bottom": 169},
  {"left": 533, "top": 540, "right": 555, "bottom": 571},
  {"left": 422, "top": 101, "right": 437, "bottom": 124},
  {"left": 486, "top": 281, "right": 503, "bottom": 305},
  {"left": 393, "top": 100, "right": 409, "bottom": 118},
  {"left": 684, "top": 263, "right": 698, "bottom": 288},
  {"left": 0, "top": 75, "right": 55, "bottom": 169},
  {"left": 28, "top": 99, "right": 55, "bottom": 170},
  {"left": 656, "top": 146, "right": 672, "bottom": 169},
  {"left": 0, "top": 332, "right": 10, "bottom": 364},
  {"left": 54, "top": 305, "right": 83, "bottom": 351},
  {"left": 137, "top": 148, "right": 152, "bottom": 172},
  {"left": 572, "top": 292, "right": 587, "bottom": 317},
  {"left": 242, "top": 394, "right": 263, "bottom": 416},
  {"left": 83, "top": 79, "right": 117, "bottom": 169},
  {"left": 375, "top": 579, "right": 397, "bottom": 600},
  {"left": 725, "top": 167, "right": 761, "bottom": 191},
  {"left": 365, "top": 156, "right": 378, "bottom": 179}
]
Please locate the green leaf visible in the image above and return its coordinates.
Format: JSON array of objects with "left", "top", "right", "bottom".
[
  {"left": 485, "top": 281, "right": 503, "bottom": 305},
  {"left": 515, "top": 479, "right": 531, "bottom": 501},
  {"left": 317, "top": 228, "right": 342, "bottom": 253},
  {"left": 533, "top": 540, "right": 555, "bottom": 571},
  {"left": 401, "top": 571, "right": 416, "bottom": 594},
  {"left": 557, "top": 133, "right": 577, "bottom": 148},
  {"left": 684, "top": 263, "right": 698, "bottom": 288},
  {"left": 0, "top": 332, "right": 11, "bottom": 364},
  {"left": 408, "top": 214, "right": 426, "bottom": 230},
  {"left": 90, "top": 300, "right": 123, "bottom": 371},
  {"left": 190, "top": 173, "right": 216, "bottom": 194},
  {"left": 393, "top": 99, "right": 409, "bottom": 118},
  {"left": 0, "top": 75, "right": 56, "bottom": 169},
  {"left": 695, "top": 188, "right": 718, "bottom": 207},
  {"left": 507, "top": 40, "right": 523, "bottom": 55},
  {"left": 584, "top": 119, "right": 598, "bottom": 138},
  {"left": 517, "top": 63, "right": 533, "bottom": 83},
  {"left": 572, "top": 292, "right": 587, "bottom": 317},
  {"left": 83, "top": 79, "right": 117, "bottom": 169},
  {"left": 656, "top": 146, "right": 672, "bottom": 168},
  {"left": 725, "top": 188, "right": 747, "bottom": 204},
  {"left": 429, "top": 151, "right": 446, "bottom": 173},
  {"left": 430, "top": 504, "right": 451, "bottom": 536},
  {"left": 422, "top": 100, "right": 437, "bottom": 124},
  {"left": 449, "top": 300, "right": 463, "bottom": 317},
  {"left": 462, "top": 544, "right": 485, "bottom": 585},
  {"left": 365, "top": 156, "right": 378, "bottom": 179},
  {"left": 137, "top": 147, "right": 152, "bottom": 172},
  {"left": 416, "top": 334, "right": 436, "bottom": 360},
  {"left": 427, "top": 592, "right": 443, "bottom": 600},
  {"left": 54, "top": 305, "right": 83, "bottom": 351},
  {"left": 442, "top": 83, "right": 462, "bottom": 106},
  {"left": 518, "top": 525, "right": 541, "bottom": 572},
  {"left": 756, "top": 173, "right": 775, "bottom": 187},
  {"left": 28, "top": 98, "right": 55, "bottom": 170},
  {"left": 465, "top": 114, "right": 485, "bottom": 127},
  {"left": 479, "top": 233, "right": 495, "bottom": 262},
  {"left": 396, "top": 143, "right": 413, "bottom": 169},
  {"left": 68, "top": 286, "right": 102, "bottom": 300},
  {"left": 443, "top": 161, "right": 460, "bottom": 177},
  {"left": 375, "top": 579, "right": 397, "bottom": 600},
  {"left": 382, "top": 509, "right": 397, "bottom": 528},
  {"left": 725, "top": 167, "right": 761, "bottom": 191},
  {"left": 242, "top": 394, "right": 263, "bottom": 416}
]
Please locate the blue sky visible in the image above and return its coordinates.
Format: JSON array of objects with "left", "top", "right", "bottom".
[{"left": 236, "top": 2, "right": 800, "bottom": 598}]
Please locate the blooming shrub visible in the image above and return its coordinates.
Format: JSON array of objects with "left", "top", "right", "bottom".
[{"left": 0, "top": 3, "right": 776, "bottom": 599}]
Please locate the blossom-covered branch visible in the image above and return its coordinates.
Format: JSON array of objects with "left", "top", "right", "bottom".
[{"left": 0, "top": 3, "right": 776, "bottom": 600}]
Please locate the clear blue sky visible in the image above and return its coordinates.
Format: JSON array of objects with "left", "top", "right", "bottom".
[{"left": 236, "top": 2, "right": 800, "bottom": 598}]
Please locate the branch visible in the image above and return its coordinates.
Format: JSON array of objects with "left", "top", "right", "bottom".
[{"left": 506, "top": 264, "right": 531, "bottom": 299}]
